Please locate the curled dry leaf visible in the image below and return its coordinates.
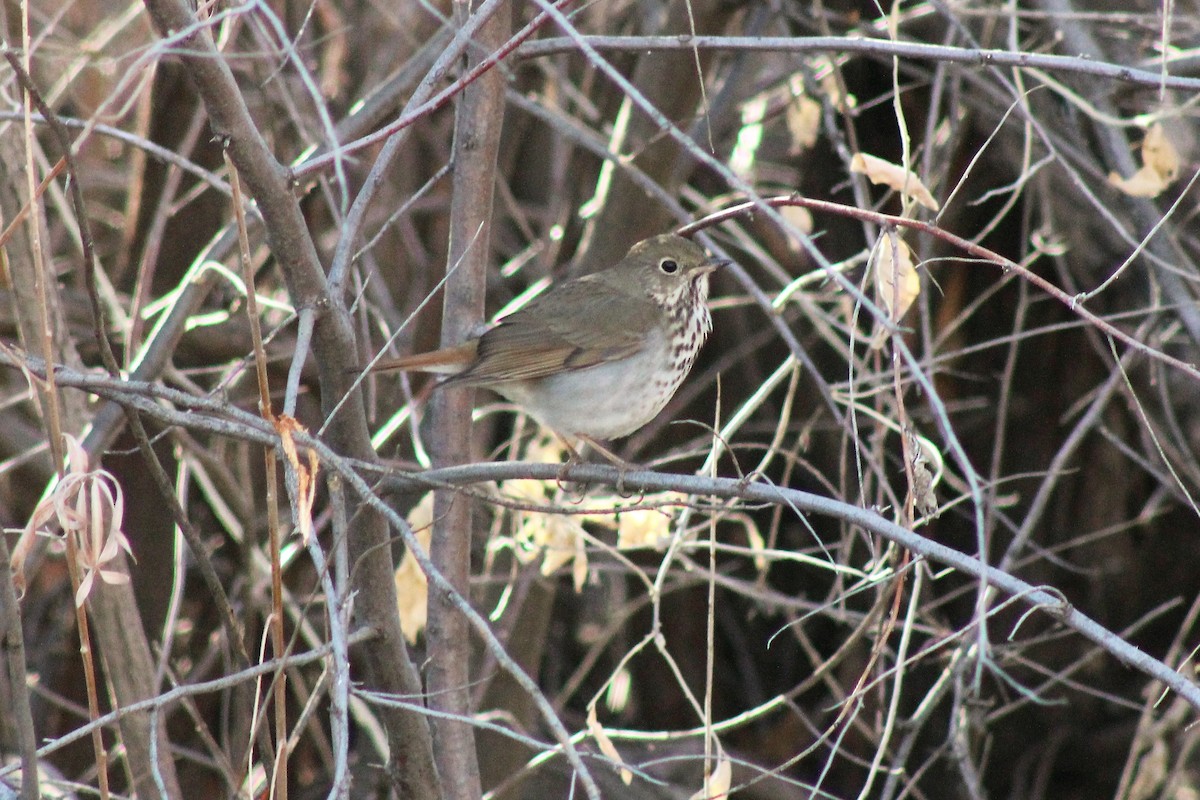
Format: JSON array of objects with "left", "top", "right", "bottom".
[
  {"left": 503, "top": 471, "right": 688, "bottom": 587},
  {"left": 1141, "top": 123, "right": 1181, "bottom": 178},
  {"left": 785, "top": 89, "right": 821, "bottom": 154},
  {"left": 502, "top": 471, "right": 591, "bottom": 591},
  {"left": 394, "top": 493, "right": 434, "bottom": 642},
  {"left": 615, "top": 506, "right": 673, "bottom": 550},
  {"left": 587, "top": 705, "right": 632, "bottom": 786},
  {"left": 22, "top": 434, "right": 134, "bottom": 607},
  {"left": 276, "top": 414, "right": 318, "bottom": 544},
  {"left": 688, "top": 755, "right": 732, "bottom": 800},
  {"left": 523, "top": 513, "right": 589, "bottom": 591},
  {"left": 811, "top": 55, "right": 855, "bottom": 113},
  {"left": 780, "top": 204, "right": 815, "bottom": 253},
  {"left": 851, "top": 152, "right": 940, "bottom": 211},
  {"left": 871, "top": 232, "right": 920, "bottom": 349},
  {"left": 1108, "top": 122, "right": 1180, "bottom": 198},
  {"left": 1108, "top": 168, "right": 1165, "bottom": 198},
  {"left": 905, "top": 428, "right": 940, "bottom": 519}
]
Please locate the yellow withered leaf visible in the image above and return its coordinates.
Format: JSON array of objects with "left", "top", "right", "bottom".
[
  {"left": 1142, "top": 122, "right": 1181, "bottom": 178},
  {"left": 1108, "top": 122, "right": 1180, "bottom": 198},
  {"left": 588, "top": 705, "right": 633, "bottom": 785},
  {"left": 394, "top": 494, "right": 434, "bottom": 642},
  {"left": 786, "top": 93, "right": 822, "bottom": 154},
  {"left": 873, "top": 233, "right": 920, "bottom": 323},
  {"left": 688, "top": 756, "right": 732, "bottom": 800},
  {"left": 851, "top": 152, "right": 940, "bottom": 211}
]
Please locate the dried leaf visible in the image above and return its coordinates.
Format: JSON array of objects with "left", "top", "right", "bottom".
[
  {"left": 571, "top": 525, "right": 588, "bottom": 593},
  {"left": 75, "top": 571, "right": 95, "bottom": 608},
  {"left": 276, "top": 415, "right": 318, "bottom": 544},
  {"left": 906, "top": 429, "right": 940, "bottom": 518},
  {"left": 872, "top": 233, "right": 920, "bottom": 324},
  {"left": 1142, "top": 123, "right": 1180, "bottom": 181},
  {"left": 588, "top": 705, "right": 632, "bottom": 785},
  {"left": 785, "top": 93, "right": 821, "bottom": 154},
  {"left": 688, "top": 756, "right": 732, "bottom": 800},
  {"left": 98, "top": 568, "right": 130, "bottom": 586},
  {"left": 65, "top": 433, "right": 88, "bottom": 475},
  {"left": 615, "top": 507, "right": 672, "bottom": 550},
  {"left": 851, "top": 152, "right": 940, "bottom": 211},
  {"left": 531, "top": 515, "right": 584, "bottom": 580},
  {"left": 22, "top": 434, "right": 137, "bottom": 607},
  {"left": 1108, "top": 165, "right": 1169, "bottom": 197},
  {"left": 1108, "top": 123, "right": 1180, "bottom": 198},
  {"left": 811, "top": 55, "right": 855, "bottom": 112},
  {"left": 394, "top": 494, "right": 434, "bottom": 642},
  {"left": 780, "top": 204, "right": 814, "bottom": 252}
]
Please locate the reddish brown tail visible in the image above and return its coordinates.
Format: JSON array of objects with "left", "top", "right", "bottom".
[{"left": 368, "top": 342, "right": 477, "bottom": 375}]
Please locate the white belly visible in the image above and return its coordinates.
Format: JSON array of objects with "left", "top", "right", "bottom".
[{"left": 494, "top": 329, "right": 682, "bottom": 440}]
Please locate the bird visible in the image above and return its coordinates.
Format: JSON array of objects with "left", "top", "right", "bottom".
[{"left": 370, "top": 233, "right": 727, "bottom": 449}]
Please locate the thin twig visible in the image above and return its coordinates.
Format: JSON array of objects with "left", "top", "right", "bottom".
[{"left": 515, "top": 35, "right": 1200, "bottom": 91}]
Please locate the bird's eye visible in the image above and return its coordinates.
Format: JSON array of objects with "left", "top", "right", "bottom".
[{"left": 659, "top": 258, "right": 679, "bottom": 274}]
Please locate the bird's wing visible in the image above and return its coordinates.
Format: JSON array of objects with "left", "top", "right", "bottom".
[{"left": 452, "top": 276, "right": 659, "bottom": 385}]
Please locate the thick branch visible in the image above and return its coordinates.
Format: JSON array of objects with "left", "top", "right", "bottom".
[
  {"left": 139, "top": 1, "right": 439, "bottom": 794},
  {"left": 425, "top": 2, "right": 511, "bottom": 799}
]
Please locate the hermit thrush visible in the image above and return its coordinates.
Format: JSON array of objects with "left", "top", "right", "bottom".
[{"left": 372, "top": 234, "right": 727, "bottom": 442}]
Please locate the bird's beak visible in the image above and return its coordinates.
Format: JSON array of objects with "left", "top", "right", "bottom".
[{"left": 699, "top": 257, "right": 732, "bottom": 274}]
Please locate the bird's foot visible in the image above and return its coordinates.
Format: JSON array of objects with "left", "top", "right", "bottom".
[{"left": 575, "top": 435, "right": 638, "bottom": 496}]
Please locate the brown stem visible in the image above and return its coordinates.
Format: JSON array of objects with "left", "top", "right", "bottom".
[
  {"left": 2, "top": 51, "right": 184, "bottom": 800},
  {"left": 137, "top": 1, "right": 440, "bottom": 794},
  {"left": 266, "top": 454, "right": 288, "bottom": 800},
  {"left": 63, "top": 535, "right": 110, "bottom": 800},
  {"left": 425, "top": 2, "right": 511, "bottom": 797},
  {"left": 0, "top": 526, "right": 39, "bottom": 800}
]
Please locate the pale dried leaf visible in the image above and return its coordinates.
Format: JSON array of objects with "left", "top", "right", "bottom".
[
  {"left": 730, "top": 94, "right": 767, "bottom": 178},
  {"left": 737, "top": 514, "right": 769, "bottom": 573},
  {"left": 108, "top": 479, "right": 125, "bottom": 543},
  {"left": 872, "top": 233, "right": 920, "bottom": 323},
  {"left": 689, "top": 756, "right": 732, "bottom": 800},
  {"left": 779, "top": 205, "right": 814, "bottom": 253},
  {"left": 407, "top": 491, "right": 435, "bottom": 532},
  {"left": 98, "top": 569, "right": 130, "bottom": 587},
  {"left": 1108, "top": 123, "right": 1180, "bottom": 198},
  {"left": 95, "top": 527, "right": 122, "bottom": 564},
  {"left": 850, "top": 153, "right": 940, "bottom": 211},
  {"left": 910, "top": 451, "right": 938, "bottom": 518},
  {"left": 53, "top": 441, "right": 134, "bottom": 606},
  {"left": 811, "top": 55, "right": 855, "bottom": 112},
  {"left": 1108, "top": 165, "right": 1169, "bottom": 197},
  {"left": 616, "top": 507, "right": 672, "bottom": 550},
  {"left": 11, "top": 507, "right": 48, "bottom": 598},
  {"left": 605, "top": 667, "right": 632, "bottom": 714},
  {"left": 276, "top": 415, "right": 319, "bottom": 544},
  {"left": 785, "top": 94, "right": 821, "bottom": 154},
  {"left": 300, "top": 449, "right": 318, "bottom": 539},
  {"left": 394, "top": 494, "right": 435, "bottom": 642},
  {"left": 530, "top": 515, "right": 582, "bottom": 580},
  {"left": 75, "top": 571, "right": 95, "bottom": 608},
  {"left": 588, "top": 705, "right": 632, "bottom": 785},
  {"left": 64, "top": 433, "right": 88, "bottom": 476},
  {"left": 1142, "top": 122, "right": 1180, "bottom": 180},
  {"left": 572, "top": 526, "right": 588, "bottom": 593},
  {"left": 88, "top": 481, "right": 105, "bottom": 559}
]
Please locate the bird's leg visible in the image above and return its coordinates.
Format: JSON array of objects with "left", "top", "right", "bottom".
[
  {"left": 575, "top": 435, "right": 637, "bottom": 496},
  {"left": 550, "top": 433, "right": 585, "bottom": 487}
]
